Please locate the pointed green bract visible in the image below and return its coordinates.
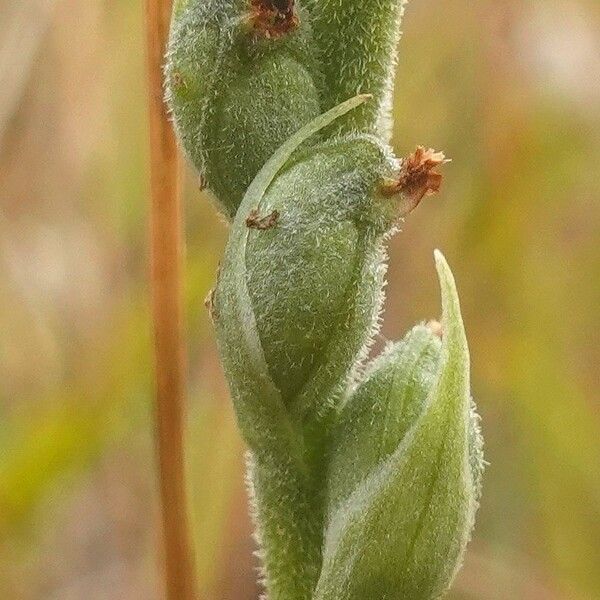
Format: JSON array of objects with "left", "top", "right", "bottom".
[{"left": 314, "top": 253, "right": 484, "bottom": 600}]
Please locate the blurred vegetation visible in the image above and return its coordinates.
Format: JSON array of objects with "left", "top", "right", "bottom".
[{"left": 0, "top": 0, "right": 598, "bottom": 598}]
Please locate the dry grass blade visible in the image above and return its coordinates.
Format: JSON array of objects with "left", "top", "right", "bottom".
[{"left": 144, "top": 0, "right": 197, "bottom": 598}]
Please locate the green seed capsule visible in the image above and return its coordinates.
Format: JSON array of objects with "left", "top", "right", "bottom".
[
  {"left": 314, "top": 252, "right": 484, "bottom": 600},
  {"left": 212, "top": 96, "right": 447, "bottom": 441},
  {"left": 306, "top": 0, "right": 408, "bottom": 138},
  {"left": 166, "top": 0, "right": 322, "bottom": 219},
  {"left": 215, "top": 130, "right": 401, "bottom": 430},
  {"left": 243, "top": 134, "right": 398, "bottom": 407}
]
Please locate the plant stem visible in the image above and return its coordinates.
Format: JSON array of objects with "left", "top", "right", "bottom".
[{"left": 144, "top": 1, "right": 197, "bottom": 598}]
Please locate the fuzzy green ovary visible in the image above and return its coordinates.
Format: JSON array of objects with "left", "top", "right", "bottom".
[
  {"left": 166, "top": 0, "right": 322, "bottom": 218},
  {"left": 206, "top": 53, "right": 321, "bottom": 218},
  {"left": 245, "top": 136, "right": 395, "bottom": 405},
  {"left": 306, "top": 0, "right": 407, "bottom": 138}
]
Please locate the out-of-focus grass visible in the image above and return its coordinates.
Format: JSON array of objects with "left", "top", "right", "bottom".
[{"left": 0, "top": 0, "right": 598, "bottom": 598}]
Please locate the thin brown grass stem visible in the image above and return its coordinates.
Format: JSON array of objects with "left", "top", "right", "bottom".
[{"left": 144, "top": 1, "right": 197, "bottom": 598}]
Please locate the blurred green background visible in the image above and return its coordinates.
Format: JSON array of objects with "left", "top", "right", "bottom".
[{"left": 1, "top": 0, "right": 598, "bottom": 598}]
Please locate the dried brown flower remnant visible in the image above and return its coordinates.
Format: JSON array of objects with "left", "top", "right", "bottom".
[
  {"left": 246, "top": 209, "right": 280, "bottom": 230},
  {"left": 250, "top": 0, "right": 299, "bottom": 38},
  {"left": 381, "top": 146, "right": 449, "bottom": 216}
]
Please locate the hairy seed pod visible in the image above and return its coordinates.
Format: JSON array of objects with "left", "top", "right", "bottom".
[
  {"left": 166, "top": 0, "right": 322, "bottom": 218},
  {"left": 213, "top": 126, "right": 402, "bottom": 440},
  {"left": 314, "top": 253, "right": 484, "bottom": 600},
  {"left": 306, "top": 0, "right": 408, "bottom": 138},
  {"left": 242, "top": 134, "right": 398, "bottom": 410}
]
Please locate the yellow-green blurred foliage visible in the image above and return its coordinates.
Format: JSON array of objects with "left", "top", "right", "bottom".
[{"left": 0, "top": 0, "right": 598, "bottom": 598}]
